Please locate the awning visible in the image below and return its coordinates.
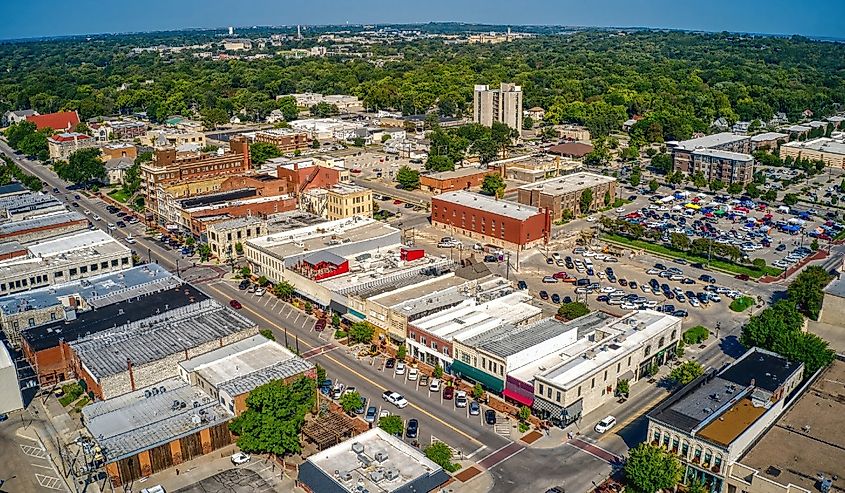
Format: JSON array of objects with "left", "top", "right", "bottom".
[
  {"left": 451, "top": 360, "right": 504, "bottom": 393},
  {"left": 342, "top": 312, "right": 364, "bottom": 324},
  {"left": 503, "top": 388, "right": 534, "bottom": 407},
  {"left": 532, "top": 397, "right": 563, "bottom": 415}
]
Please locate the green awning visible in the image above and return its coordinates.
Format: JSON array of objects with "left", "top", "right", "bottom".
[{"left": 451, "top": 360, "right": 504, "bottom": 393}]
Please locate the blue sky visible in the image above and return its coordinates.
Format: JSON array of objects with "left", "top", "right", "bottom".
[{"left": 4, "top": 0, "right": 843, "bottom": 40}]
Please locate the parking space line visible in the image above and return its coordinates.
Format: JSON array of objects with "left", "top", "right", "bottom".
[{"left": 30, "top": 463, "right": 54, "bottom": 469}]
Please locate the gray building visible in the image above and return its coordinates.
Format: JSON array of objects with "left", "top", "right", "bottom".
[
  {"left": 473, "top": 83, "right": 523, "bottom": 133},
  {"left": 0, "top": 342, "right": 24, "bottom": 414}
]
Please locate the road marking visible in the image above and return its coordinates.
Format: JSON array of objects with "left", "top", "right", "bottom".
[
  {"left": 567, "top": 438, "right": 620, "bottom": 464},
  {"left": 36, "top": 474, "right": 63, "bottom": 490},
  {"left": 598, "top": 391, "right": 668, "bottom": 442},
  {"left": 21, "top": 444, "right": 47, "bottom": 458},
  {"left": 30, "top": 463, "right": 54, "bottom": 469},
  {"left": 203, "top": 283, "right": 481, "bottom": 445},
  {"left": 466, "top": 445, "right": 488, "bottom": 459},
  {"left": 476, "top": 442, "right": 525, "bottom": 470}
]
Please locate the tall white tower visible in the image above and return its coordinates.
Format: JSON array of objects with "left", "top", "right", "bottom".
[
  {"left": 228, "top": 26, "right": 234, "bottom": 36},
  {"left": 297, "top": 25, "right": 302, "bottom": 40}
]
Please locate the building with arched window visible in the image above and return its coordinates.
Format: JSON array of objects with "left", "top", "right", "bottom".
[{"left": 646, "top": 348, "right": 804, "bottom": 493}]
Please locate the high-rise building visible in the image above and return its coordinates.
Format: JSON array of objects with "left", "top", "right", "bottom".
[{"left": 473, "top": 83, "right": 523, "bottom": 133}]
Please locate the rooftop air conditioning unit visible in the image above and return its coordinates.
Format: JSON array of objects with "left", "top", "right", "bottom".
[
  {"left": 351, "top": 442, "right": 364, "bottom": 454},
  {"left": 374, "top": 452, "right": 388, "bottom": 463}
]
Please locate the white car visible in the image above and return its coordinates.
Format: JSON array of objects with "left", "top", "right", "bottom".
[
  {"left": 429, "top": 378, "right": 441, "bottom": 392},
  {"left": 92, "top": 214, "right": 101, "bottom": 221},
  {"left": 641, "top": 284, "right": 651, "bottom": 293},
  {"left": 379, "top": 409, "right": 390, "bottom": 420},
  {"left": 583, "top": 251, "right": 596, "bottom": 258},
  {"left": 620, "top": 302, "right": 637, "bottom": 310},
  {"left": 709, "top": 294, "right": 722, "bottom": 303},
  {"left": 455, "top": 390, "right": 468, "bottom": 408},
  {"left": 255, "top": 287, "right": 266, "bottom": 296},
  {"left": 689, "top": 298, "right": 701, "bottom": 308},
  {"left": 125, "top": 235, "right": 135, "bottom": 244},
  {"left": 601, "top": 286, "right": 617, "bottom": 294},
  {"left": 382, "top": 391, "right": 409, "bottom": 408},
  {"left": 408, "top": 367, "right": 419, "bottom": 381},
  {"left": 395, "top": 361, "right": 406, "bottom": 375},
  {"left": 616, "top": 208, "right": 625, "bottom": 213},
  {"left": 594, "top": 415, "right": 617, "bottom": 433},
  {"left": 586, "top": 216, "right": 597, "bottom": 222},
  {"left": 646, "top": 268, "right": 661, "bottom": 275},
  {"left": 107, "top": 223, "right": 116, "bottom": 231},
  {"left": 231, "top": 452, "right": 251, "bottom": 465}
]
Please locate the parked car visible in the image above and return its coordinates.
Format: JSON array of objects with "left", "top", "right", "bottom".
[
  {"left": 406, "top": 419, "right": 419, "bottom": 439},
  {"left": 455, "top": 391, "right": 468, "bottom": 408},
  {"left": 385, "top": 358, "right": 396, "bottom": 369},
  {"left": 517, "top": 280, "right": 528, "bottom": 290},
  {"left": 443, "top": 386, "right": 455, "bottom": 400},
  {"left": 469, "top": 401, "right": 480, "bottom": 416},
  {"left": 231, "top": 452, "right": 251, "bottom": 465},
  {"left": 408, "top": 367, "right": 419, "bottom": 381},
  {"left": 365, "top": 406, "right": 378, "bottom": 423},
  {"left": 395, "top": 361, "right": 406, "bottom": 375},
  {"left": 238, "top": 280, "right": 250, "bottom": 290},
  {"left": 542, "top": 276, "right": 559, "bottom": 283},
  {"left": 539, "top": 290, "right": 549, "bottom": 300},
  {"left": 382, "top": 391, "right": 409, "bottom": 408},
  {"left": 485, "top": 409, "right": 497, "bottom": 425},
  {"left": 594, "top": 415, "right": 617, "bottom": 433},
  {"left": 429, "top": 378, "right": 441, "bottom": 392},
  {"left": 551, "top": 293, "right": 561, "bottom": 304}
]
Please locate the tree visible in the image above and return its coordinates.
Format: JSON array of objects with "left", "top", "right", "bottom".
[
  {"left": 669, "top": 361, "right": 704, "bottom": 385},
  {"left": 272, "top": 280, "right": 295, "bottom": 300},
  {"left": 378, "top": 414, "right": 404, "bottom": 436},
  {"left": 648, "top": 179, "right": 659, "bottom": 193},
  {"left": 472, "top": 383, "right": 484, "bottom": 400},
  {"left": 629, "top": 166, "right": 642, "bottom": 187},
  {"left": 518, "top": 405, "right": 531, "bottom": 422},
  {"left": 709, "top": 179, "right": 725, "bottom": 192},
  {"left": 259, "top": 328, "right": 275, "bottom": 341},
  {"left": 810, "top": 239, "right": 820, "bottom": 251},
  {"left": 433, "top": 364, "right": 444, "bottom": 378},
  {"left": 339, "top": 391, "right": 363, "bottom": 414},
  {"left": 234, "top": 242, "right": 244, "bottom": 255},
  {"left": 579, "top": 189, "right": 594, "bottom": 214},
  {"left": 201, "top": 108, "right": 228, "bottom": 129},
  {"left": 351, "top": 137, "right": 366, "bottom": 147},
  {"left": 54, "top": 148, "right": 105, "bottom": 184},
  {"left": 425, "top": 155, "right": 455, "bottom": 172},
  {"left": 763, "top": 189, "right": 777, "bottom": 202},
  {"left": 424, "top": 442, "right": 461, "bottom": 472},
  {"left": 331, "top": 313, "right": 341, "bottom": 328},
  {"left": 481, "top": 174, "right": 506, "bottom": 197},
  {"left": 752, "top": 258, "right": 767, "bottom": 270},
  {"left": 651, "top": 153, "right": 672, "bottom": 175},
  {"left": 603, "top": 190, "right": 612, "bottom": 206},
  {"left": 397, "top": 344, "right": 407, "bottom": 361},
  {"left": 257, "top": 276, "right": 269, "bottom": 287},
  {"left": 787, "top": 265, "right": 831, "bottom": 320},
  {"left": 616, "top": 379, "right": 630, "bottom": 397},
  {"left": 396, "top": 165, "right": 420, "bottom": 190},
  {"left": 310, "top": 102, "right": 339, "bottom": 118},
  {"left": 472, "top": 138, "right": 499, "bottom": 164},
  {"left": 348, "top": 322, "right": 375, "bottom": 344},
  {"left": 523, "top": 116, "right": 534, "bottom": 130},
  {"left": 316, "top": 364, "right": 327, "bottom": 384},
  {"left": 228, "top": 376, "right": 315, "bottom": 456},
  {"left": 624, "top": 443, "right": 682, "bottom": 493},
  {"left": 783, "top": 193, "right": 798, "bottom": 206},
  {"left": 197, "top": 243, "right": 212, "bottom": 262},
  {"left": 250, "top": 142, "right": 283, "bottom": 165},
  {"left": 670, "top": 232, "right": 690, "bottom": 252},
  {"left": 557, "top": 302, "right": 590, "bottom": 321},
  {"left": 240, "top": 267, "right": 251, "bottom": 278},
  {"left": 728, "top": 183, "right": 743, "bottom": 195},
  {"left": 185, "top": 236, "right": 196, "bottom": 246}
]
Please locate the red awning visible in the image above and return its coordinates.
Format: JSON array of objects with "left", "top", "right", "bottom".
[{"left": 503, "top": 388, "right": 534, "bottom": 407}]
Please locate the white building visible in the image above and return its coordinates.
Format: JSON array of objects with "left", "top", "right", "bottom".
[
  {"left": 0, "top": 342, "right": 24, "bottom": 414},
  {"left": 473, "top": 82, "right": 523, "bottom": 133}
]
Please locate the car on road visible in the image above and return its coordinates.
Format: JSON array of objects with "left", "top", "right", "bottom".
[
  {"left": 594, "top": 415, "right": 617, "bottom": 433},
  {"left": 406, "top": 418, "right": 419, "bottom": 439},
  {"left": 443, "top": 386, "right": 454, "bottom": 400},
  {"left": 673, "top": 309, "right": 689, "bottom": 318},
  {"left": 429, "top": 378, "right": 441, "bottom": 393},
  {"left": 229, "top": 300, "right": 242, "bottom": 310},
  {"left": 469, "top": 400, "right": 480, "bottom": 415},
  {"left": 408, "top": 367, "right": 419, "bottom": 381},
  {"left": 92, "top": 214, "right": 101, "bottom": 221},
  {"left": 382, "top": 391, "right": 409, "bottom": 408},
  {"left": 125, "top": 235, "right": 135, "bottom": 244},
  {"left": 254, "top": 287, "right": 266, "bottom": 296},
  {"left": 395, "top": 361, "right": 406, "bottom": 375},
  {"left": 735, "top": 274, "right": 751, "bottom": 281},
  {"left": 699, "top": 274, "right": 716, "bottom": 283},
  {"left": 231, "top": 452, "right": 251, "bottom": 465},
  {"left": 238, "top": 280, "right": 250, "bottom": 290},
  {"left": 71, "top": 201, "right": 79, "bottom": 207},
  {"left": 539, "top": 290, "right": 549, "bottom": 300},
  {"left": 485, "top": 409, "right": 497, "bottom": 425},
  {"left": 365, "top": 406, "right": 378, "bottom": 423},
  {"left": 455, "top": 390, "right": 468, "bottom": 408},
  {"left": 107, "top": 223, "right": 116, "bottom": 231}
]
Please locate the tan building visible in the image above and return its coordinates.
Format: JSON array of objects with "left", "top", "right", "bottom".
[
  {"left": 326, "top": 184, "right": 373, "bottom": 220},
  {"left": 47, "top": 132, "right": 97, "bottom": 160},
  {"left": 780, "top": 137, "right": 845, "bottom": 168},
  {"left": 473, "top": 83, "right": 523, "bottom": 133},
  {"left": 206, "top": 215, "right": 266, "bottom": 259},
  {"left": 100, "top": 143, "right": 137, "bottom": 161},
  {"left": 516, "top": 172, "right": 617, "bottom": 220},
  {"left": 144, "top": 129, "right": 206, "bottom": 148},
  {"left": 252, "top": 129, "right": 311, "bottom": 152},
  {"left": 554, "top": 125, "right": 591, "bottom": 142}
]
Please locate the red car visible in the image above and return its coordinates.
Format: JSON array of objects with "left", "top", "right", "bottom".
[
  {"left": 229, "top": 300, "right": 242, "bottom": 309},
  {"left": 553, "top": 271, "right": 569, "bottom": 280},
  {"left": 734, "top": 274, "right": 750, "bottom": 281},
  {"left": 443, "top": 386, "right": 455, "bottom": 400},
  {"left": 393, "top": 199, "right": 402, "bottom": 205}
]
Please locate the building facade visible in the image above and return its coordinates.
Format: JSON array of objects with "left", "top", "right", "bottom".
[
  {"left": 780, "top": 138, "right": 845, "bottom": 169},
  {"left": 516, "top": 172, "right": 617, "bottom": 220},
  {"left": 252, "top": 129, "right": 311, "bottom": 152},
  {"left": 47, "top": 132, "right": 97, "bottom": 160},
  {"left": 432, "top": 191, "right": 550, "bottom": 251},
  {"left": 473, "top": 83, "right": 523, "bottom": 133},
  {"left": 326, "top": 184, "right": 373, "bottom": 220},
  {"left": 420, "top": 167, "right": 501, "bottom": 194},
  {"left": 691, "top": 149, "right": 755, "bottom": 186}
]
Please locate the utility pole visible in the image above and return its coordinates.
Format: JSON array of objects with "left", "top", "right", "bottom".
[{"left": 505, "top": 252, "right": 511, "bottom": 280}]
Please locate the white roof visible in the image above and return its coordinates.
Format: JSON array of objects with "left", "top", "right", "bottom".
[
  {"left": 675, "top": 132, "right": 749, "bottom": 150},
  {"left": 434, "top": 191, "right": 542, "bottom": 221}
]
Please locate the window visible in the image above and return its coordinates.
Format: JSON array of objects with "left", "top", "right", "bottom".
[
  {"left": 547, "top": 387, "right": 552, "bottom": 398},
  {"left": 681, "top": 442, "right": 689, "bottom": 456},
  {"left": 659, "top": 336, "right": 665, "bottom": 348},
  {"left": 653, "top": 430, "right": 660, "bottom": 442},
  {"left": 604, "top": 370, "right": 608, "bottom": 381},
  {"left": 91, "top": 263, "right": 98, "bottom": 271},
  {"left": 50, "top": 313, "right": 56, "bottom": 321},
  {"left": 556, "top": 391, "right": 561, "bottom": 402},
  {"left": 577, "top": 386, "right": 581, "bottom": 397},
  {"left": 591, "top": 378, "right": 595, "bottom": 389},
  {"left": 101, "top": 262, "right": 108, "bottom": 269},
  {"left": 628, "top": 356, "right": 632, "bottom": 366},
  {"left": 28, "top": 318, "right": 35, "bottom": 327},
  {"left": 671, "top": 438, "right": 679, "bottom": 451},
  {"left": 538, "top": 383, "right": 544, "bottom": 395},
  {"left": 121, "top": 257, "right": 129, "bottom": 264},
  {"left": 704, "top": 451, "right": 712, "bottom": 466},
  {"left": 662, "top": 435, "right": 670, "bottom": 447},
  {"left": 644, "top": 345, "right": 651, "bottom": 357},
  {"left": 617, "top": 362, "right": 621, "bottom": 373},
  {"left": 80, "top": 266, "right": 87, "bottom": 274}
]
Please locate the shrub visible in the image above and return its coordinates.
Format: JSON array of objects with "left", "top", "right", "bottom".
[
  {"left": 683, "top": 326, "right": 710, "bottom": 344},
  {"left": 729, "top": 296, "right": 754, "bottom": 312}
]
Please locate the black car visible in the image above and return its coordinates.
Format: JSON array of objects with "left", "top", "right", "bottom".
[
  {"left": 385, "top": 358, "right": 396, "bottom": 369},
  {"left": 575, "top": 278, "right": 591, "bottom": 287},
  {"left": 484, "top": 255, "right": 498, "bottom": 263},
  {"left": 238, "top": 280, "right": 251, "bottom": 290},
  {"left": 618, "top": 278, "right": 628, "bottom": 287},
  {"left": 551, "top": 293, "right": 561, "bottom": 303},
  {"left": 605, "top": 267, "right": 614, "bottom": 275},
  {"left": 629, "top": 280, "right": 638, "bottom": 290},
  {"left": 71, "top": 201, "right": 79, "bottom": 207},
  {"left": 562, "top": 296, "right": 572, "bottom": 304},
  {"left": 539, "top": 290, "right": 549, "bottom": 300},
  {"left": 517, "top": 280, "right": 528, "bottom": 290},
  {"left": 699, "top": 274, "right": 716, "bottom": 283},
  {"left": 654, "top": 263, "right": 667, "bottom": 271},
  {"left": 673, "top": 309, "right": 689, "bottom": 318},
  {"left": 681, "top": 278, "right": 695, "bottom": 285},
  {"left": 776, "top": 244, "right": 787, "bottom": 252},
  {"left": 115, "top": 221, "right": 126, "bottom": 228},
  {"left": 649, "top": 279, "right": 660, "bottom": 289},
  {"left": 485, "top": 409, "right": 497, "bottom": 425},
  {"left": 597, "top": 295, "right": 609, "bottom": 303},
  {"left": 661, "top": 283, "right": 671, "bottom": 293},
  {"left": 406, "top": 418, "right": 419, "bottom": 438},
  {"left": 547, "top": 257, "right": 554, "bottom": 264}
]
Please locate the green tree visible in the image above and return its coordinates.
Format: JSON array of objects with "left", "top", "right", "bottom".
[
  {"left": 257, "top": 276, "right": 268, "bottom": 286},
  {"left": 616, "top": 379, "right": 630, "bottom": 397},
  {"left": 629, "top": 166, "right": 642, "bottom": 187},
  {"left": 310, "top": 102, "right": 339, "bottom": 118},
  {"left": 54, "top": 148, "right": 105, "bottom": 184},
  {"left": 728, "top": 183, "right": 743, "bottom": 195},
  {"left": 259, "top": 328, "right": 275, "bottom": 341},
  {"left": 709, "top": 179, "right": 725, "bottom": 192},
  {"left": 523, "top": 116, "right": 534, "bottom": 130},
  {"left": 240, "top": 267, "right": 251, "bottom": 278},
  {"left": 378, "top": 414, "right": 404, "bottom": 436},
  {"left": 331, "top": 313, "right": 341, "bottom": 328},
  {"left": 579, "top": 188, "right": 594, "bottom": 214},
  {"left": 669, "top": 361, "right": 704, "bottom": 385},
  {"left": 783, "top": 193, "right": 798, "bottom": 206},
  {"left": 670, "top": 232, "right": 690, "bottom": 251},
  {"left": 752, "top": 258, "right": 767, "bottom": 270},
  {"left": 763, "top": 190, "right": 777, "bottom": 202},
  {"left": 648, "top": 179, "right": 659, "bottom": 193},
  {"left": 228, "top": 376, "right": 315, "bottom": 456},
  {"left": 424, "top": 442, "right": 461, "bottom": 472},
  {"left": 481, "top": 174, "right": 506, "bottom": 197},
  {"left": 472, "top": 383, "right": 484, "bottom": 400},
  {"left": 472, "top": 138, "right": 499, "bottom": 164},
  {"left": 650, "top": 153, "right": 672, "bottom": 175},
  {"left": 518, "top": 405, "right": 531, "bottom": 422},
  {"left": 557, "top": 302, "right": 590, "bottom": 321},
  {"left": 250, "top": 141, "right": 282, "bottom": 165},
  {"left": 604, "top": 190, "right": 612, "bottom": 206},
  {"left": 433, "top": 364, "right": 444, "bottom": 378},
  {"left": 197, "top": 243, "right": 212, "bottom": 261},
  {"left": 201, "top": 108, "right": 228, "bottom": 129},
  {"left": 348, "top": 322, "right": 375, "bottom": 344},
  {"left": 623, "top": 443, "right": 682, "bottom": 493},
  {"left": 339, "top": 391, "right": 363, "bottom": 414},
  {"left": 397, "top": 343, "right": 407, "bottom": 361},
  {"left": 425, "top": 155, "right": 455, "bottom": 172},
  {"left": 272, "top": 280, "right": 295, "bottom": 300},
  {"left": 396, "top": 165, "right": 420, "bottom": 190},
  {"left": 810, "top": 239, "right": 820, "bottom": 251},
  {"left": 787, "top": 265, "right": 831, "bottom": 320},
  {"left": 234, "top": 242, "right": 244, "bottom": 255},
  {"left": 18, "top": 131, "right": 50, "bottom": 160}
]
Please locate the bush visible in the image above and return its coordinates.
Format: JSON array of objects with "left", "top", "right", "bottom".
[
  {"left": 557, "top": 302, "right": 590, "bottom": 321},
  {"left": 58, "top": 382, "right": 84, "bottom": 406},
  {"left": 259, "top": 329, "right": 275, "bottom": 341},
  {"left": 518, "top": 421, "right": 531, "bottom": 433},
  {"left": 424, "top": 442, "right": 461, "bottom": 473},
  {"left": 729, "top": 296, "right": 755, "bottom": 312},
  {"left": 334, "top": 329, "right": 348, "bottom": 339},
  {"left": 683, "top": 326, "right": 710, "bottom": 344}
]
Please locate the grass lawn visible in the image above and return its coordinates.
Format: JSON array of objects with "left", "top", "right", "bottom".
[
  {"left": 729, "top": 296, "right": 755, "bottom": 312},
  {"left": 604, "top": 233, "right": 783, "bottom": 279},
  {"left": 107, "top": 188, "right": 130, "bottom": 203}
]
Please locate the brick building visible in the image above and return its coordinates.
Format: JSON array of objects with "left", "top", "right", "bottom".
[
  {"left": 275, "top": 162, "right": 345, "bottom": 194},
  {"left": 100, "top": 143, "right": 137, "bottom": 161},
  {"left": 0, "top": 211, "right": 88, "bottom": 244},
  {"left": 431, "top": 191, "right": 550, "bottom": 251},
  {"left": 47, "top": 132, "right": 97, "bottom": 160},
  {"left": 252, "top": 128, "right": 311, "bottom": 152},
  {"left": 141, "top": 136, "right": 251, "bottom": 222},
  {"left": 108, "top": 120, "right": 147, "bottom": 140},
  {"left": 420, "top": 167, "right": 501, "bottom": 194},
  {"left": 671, "top": 133, "right": 754, "bottom": 185},
  {"left": 516, "top": 172, "right": 617, "bottom": 220}
]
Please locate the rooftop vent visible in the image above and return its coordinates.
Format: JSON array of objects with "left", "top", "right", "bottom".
[
  {"left": 384, "top": 468, "right": 400, "bottom": 481},
  {"left": 374, "top": 452, "right": 388, "bottom": 463}
]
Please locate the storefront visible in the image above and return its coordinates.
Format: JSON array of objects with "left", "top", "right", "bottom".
[
  {"left": 451, "top": 360, "right": 504, "bottom": 393},
  {"left": 532, "top": 396, "right": 582, "bottom": 427}
]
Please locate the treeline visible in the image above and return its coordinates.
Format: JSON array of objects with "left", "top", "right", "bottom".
[
  {"left": 1, "top": 31, "right": 843, "bottom": 137},
  {"left": 0, "top": 155, "right": 43, "bottom": 191}
]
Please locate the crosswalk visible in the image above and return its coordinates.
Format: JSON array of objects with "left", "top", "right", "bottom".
[
  {"left": 36, "top": 474, "right": 63, "bottom": 490},
  {"left": 494, "top": 423, "right": 512, "bottom": 437}
]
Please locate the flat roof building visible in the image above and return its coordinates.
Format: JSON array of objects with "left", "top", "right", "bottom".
[
  {"left": 298, "top": 427, "right": 451, "bottom": 493},
  {"left": 473, "top": 83, "right": 523, "bottom": 133},
  {"left": 647, "top": 348, "right": 804, "bottom": 493},
  {"left": 70, "top": 299, "right": 258, "bottom": 399},
  {"left": 671, "top": 133, "right": 753, "bottom": 185},
  {"left": 0, "top": 229, "right": 132, "bottom": 311},
  {"left": 516, "top": 172, "right": 617, "bottom": 220},
  {"left": 780, "top": 137, "right": 845, "bottom": 169},
  {"left": 725, "top": 360, "right": 845, "bottom": 493},
  {"left": 0, "top": 192, "right": 65, "bottom": 220},
  {"left": 178, "top": 335, "right": 315, "bottom": 416},
  {"left": 420, "top": 167, "right": 501, "bottom": 194},
  {"left": 432, "top": 190, "right": 550, "bottom": 252},
  {"left": 0, "top": 210, "right": 88, "bottom": 244},
  {"left": 83, "top": 377, "right": 233, "bottom": 487},
  {"left": 0, "top": 342, "right": 24, "bottom": 414}
]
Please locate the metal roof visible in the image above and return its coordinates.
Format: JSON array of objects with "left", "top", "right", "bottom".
[{"left": 434, "top": 191, "right": 542, "bottom": 221}]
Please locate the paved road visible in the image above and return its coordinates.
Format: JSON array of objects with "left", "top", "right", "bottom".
[{"left": 0, "top": 411, "right": 67, "bottom": 493}]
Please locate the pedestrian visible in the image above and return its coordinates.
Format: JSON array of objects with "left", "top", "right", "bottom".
[{"left": 176, "top": 468, "right": 179, "bottom": 476}]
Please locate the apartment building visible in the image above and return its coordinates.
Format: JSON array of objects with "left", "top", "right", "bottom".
[
  {"left": 325, "top": 184, "right": 373, "bottom": 220},
  {"left": 780, "top": 137, "right": 845, "bottom": 169},
  {"left": 47, "top": 132, "right": 98, "bottom": 160},
  {"left": 252, "top": 128, "right": 311, "bottom": 152},
  {"left": 516, "top": 172, "right": 617, "bottom": 220},
  {"left": 473, "top": 83, "right": 523, "bottom": 133},
  {"left": 672, "top": 133, "right": 754, "bottom": 185}
]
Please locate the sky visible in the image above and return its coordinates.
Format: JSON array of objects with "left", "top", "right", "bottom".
[{"left": 3, "top": 0, "right": 844, "bottom": 40}]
